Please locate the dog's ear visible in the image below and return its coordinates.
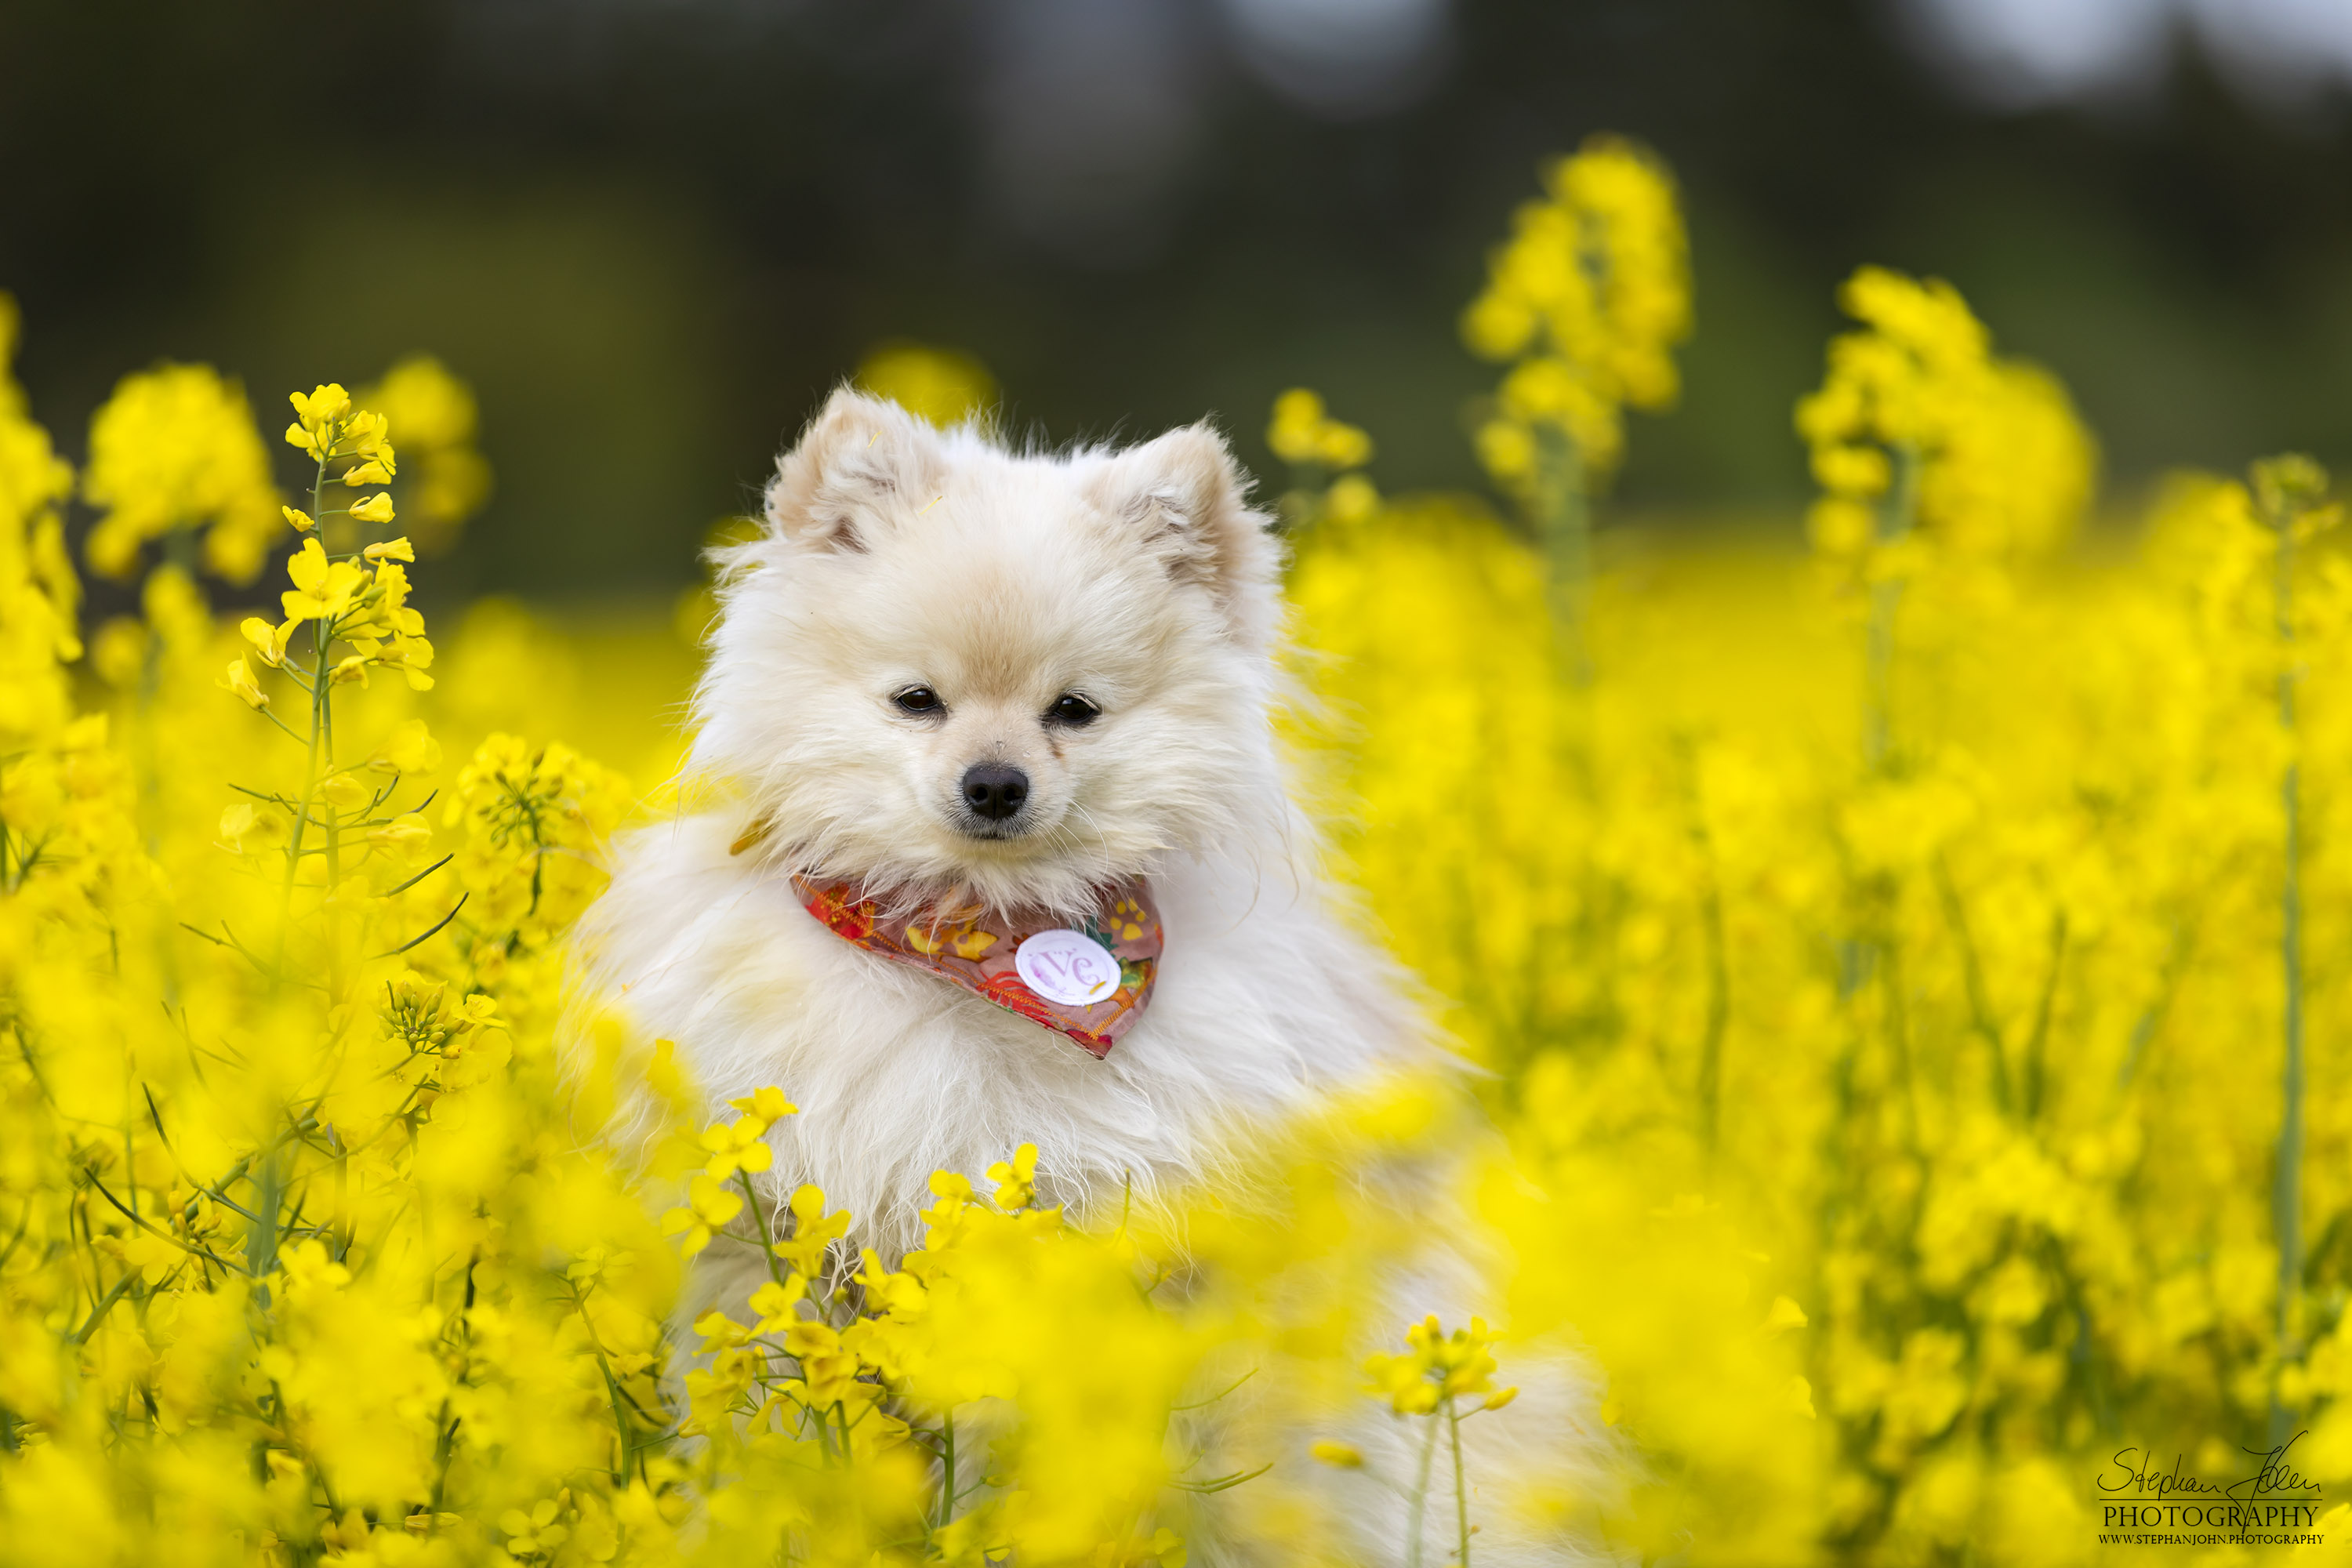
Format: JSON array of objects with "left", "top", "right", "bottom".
[
  {"left": 1087, "top": 423, "right": 1280, "bottom": 644},
  {"left": 764, "top": 387, "right": 944, "bottom": 552}
]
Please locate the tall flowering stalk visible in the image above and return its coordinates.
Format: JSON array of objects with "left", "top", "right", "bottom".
[
  {"left": 1796, "top": 267, "right": 2096, "bottom": 777},
  {"left": 2252, "top": 454, "right": 2336, "bottom": 1446},
  {"left": 1461, "top": 136, "right": 1690, "bottom": 680},
  {"left": 1352, "top": 1316, "right": 1515, "bottom": 1567},
  {"left": 227, "top": 387, "right": 439, "bottom": 978},
  {"left": 1793, "top": 270, "right": 2100, "bottom": 1265}
]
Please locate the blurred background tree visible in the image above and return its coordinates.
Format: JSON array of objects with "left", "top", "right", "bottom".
[{"left": 5, "top": 0, "right": 2352, "bottom": 599}]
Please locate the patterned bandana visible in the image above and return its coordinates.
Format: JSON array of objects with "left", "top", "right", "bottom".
[{"left": 788, "top": 873, "right": 1163, "bottom": 1058}]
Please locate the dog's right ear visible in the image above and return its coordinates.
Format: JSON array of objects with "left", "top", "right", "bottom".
[{"left": 763, "top": 387, "right": 944, "bottom": 553}]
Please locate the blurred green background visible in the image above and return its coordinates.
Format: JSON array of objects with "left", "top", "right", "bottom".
[{"left": 7, "top": 0, "right": 2352, "bottom": 599}]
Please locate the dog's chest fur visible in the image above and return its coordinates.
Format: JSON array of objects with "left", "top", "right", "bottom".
[{"left": 581, "top": 810, "right": 1423, "bottom": 1257}]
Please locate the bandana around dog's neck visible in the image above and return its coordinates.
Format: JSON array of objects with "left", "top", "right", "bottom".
[{"left": 787, "top": 873, "right": 1163, "bottom": 1058}]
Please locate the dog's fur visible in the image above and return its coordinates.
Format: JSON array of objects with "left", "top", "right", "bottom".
[{"left": 572, "top": 390, "right": 1617, "bottom": 1563}]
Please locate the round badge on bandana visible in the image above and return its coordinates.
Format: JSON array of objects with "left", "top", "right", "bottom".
[{"left": 1015, "top": 928, "right": 1121, "bottom": 1007}]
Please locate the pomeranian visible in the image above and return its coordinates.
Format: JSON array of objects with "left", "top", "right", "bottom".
[{"left": 575, "top": 388, "right": 1614, "bottom": 1563}]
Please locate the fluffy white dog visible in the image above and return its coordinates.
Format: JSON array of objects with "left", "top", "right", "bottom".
[
  {"left": 574, "top": 388, "right": 1616, "bottom": 1563},
  {"left": 579, "top": 387, "right": 1431, "bottom": 1247}
]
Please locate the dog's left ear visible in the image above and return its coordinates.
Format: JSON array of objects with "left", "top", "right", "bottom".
[{"left": 1086, "top": 423, "right": 1280, "bottom": 644}]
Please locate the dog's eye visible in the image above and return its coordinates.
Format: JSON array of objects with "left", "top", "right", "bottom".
[
  {"left": 1047, "top": 693, "right": 1100, "bottom": 727},
  {"left": 893, "top": 686, "right": 943, "bottom": 715}
]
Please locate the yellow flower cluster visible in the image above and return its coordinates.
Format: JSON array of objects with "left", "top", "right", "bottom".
[
  {"left": 0, "top": 296, "right": 82, "bottom": 732},
  {"left": 1443, "top": 137, "right": 1692, "bottom": 679},
  {"left": 1268, "top": 387, "right": 1374, "bottom": 471},
  {"left": 854, "top": 341, "right": 998, "bottom": 429},
  {"left": 1265, "top": 388, "right": 1380, "bottom": 528},
  {"left": 1363, "top": 1315, "right": 1507, "bottom": 1417},
  {"left": 1798, "top": 266, "right": 2098, "bottom": 582},
  {"left": 361, "top": 356, "right": 494, "bottom": 555},
  {"left": 1794, "top": 267, "right": 2103, "bottom": 771},
  {"left": 1463, "top": 134, "right": 1690, "bottom": 490},
  {"left": 0, "top": 339, "right": 708, "bottom": 1566},
  {"left": 442, "top": 734, "right": 631, "bottom": 1011},
  {"left": 82, "top": 362, "right": 283, "bottom": 583},
  {"left": 663, "top": 1138, "right": 1217, "bottom": 1563},
  {"left": 1289, "top": 416, "right": 2352, "bottom": 1557},
  {"left": 0, "top": 300, "right": 120, "bottom": 972}
]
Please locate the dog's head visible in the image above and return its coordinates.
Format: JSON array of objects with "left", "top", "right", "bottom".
[{"left": 692, "top": 388, "right": 1287, "bottom": 913}]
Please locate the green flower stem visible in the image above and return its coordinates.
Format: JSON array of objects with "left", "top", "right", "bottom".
[
  {"left": 739, "top": 1167, "right": 791, "bottom": 1291},
  {"left": 1448, "top": 1397, "right": 1471, "bottom": 1567},
  {"left": 937, "top": 1410, "right": 957, "bottom": 1530},
  {"left": 2269, "top": 481, "right": 2307, "bottom": 1450},
  {"left": 1533, "top": 424, "right": 1592, "bottom": 688},
  {"left": 1405, "top": 1405, "right": 1442, "bottom": 1568},
  {"left": 1862, "top": 441, "right": 1920, "bottom": 776},
  {"left": 278, "top": 451, "right": 330, "bottom": 963},
  {"left": 1684, "top": 738, "right": 1731, "bottom": 1153}
]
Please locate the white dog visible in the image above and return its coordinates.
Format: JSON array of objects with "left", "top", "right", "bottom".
[{"left": 574, "top": 388, "right": 1617, "bottom": 1563}]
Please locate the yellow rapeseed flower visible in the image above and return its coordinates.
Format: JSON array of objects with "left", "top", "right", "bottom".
[
  {"left": 216, "top": 656, "right": 267, "bottom": 710},
  {"left": 662, "top": 1173, "right": 746, "bottom": 1256},
  {"left": 728, "top": 1084, "right": 798, "bottom": 1127},
  {"left": 1267, "top": 388, "right": 1374, "bottom": 470},
  {"left": 985, "top": 1142, "right": 1039, "bottom": 1211},
  {"left": 699, "top": 1115, "right": 774, "bottom": 1181},
  {"left": 855, "top": 340, "right": 997, "bottom": 427},
  {"left": 287, "top": 382, "right": 352, "bottom": 452},
  {"left": 1363, "top": 1314, "right": 1501, "bottom": 1414},
  {"left": 365, "top": 718, "right": 441, "bottom": 775},
  {"left": 773, "top": 1184, "right": 852, "bottom": 1278},
  {"left": 281, "top": 537, "right": 365, "bottom": 622},
  {"left": 750, "top": 1276, "right": 808, "bottom": 1334},
  {"left": 239, "top": 615, "right": 296, "bottom": 667}
]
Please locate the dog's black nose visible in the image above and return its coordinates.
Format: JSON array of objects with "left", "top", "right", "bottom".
[{"left": 960, "top": 763, "right": 1030, "bottom": 821}]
